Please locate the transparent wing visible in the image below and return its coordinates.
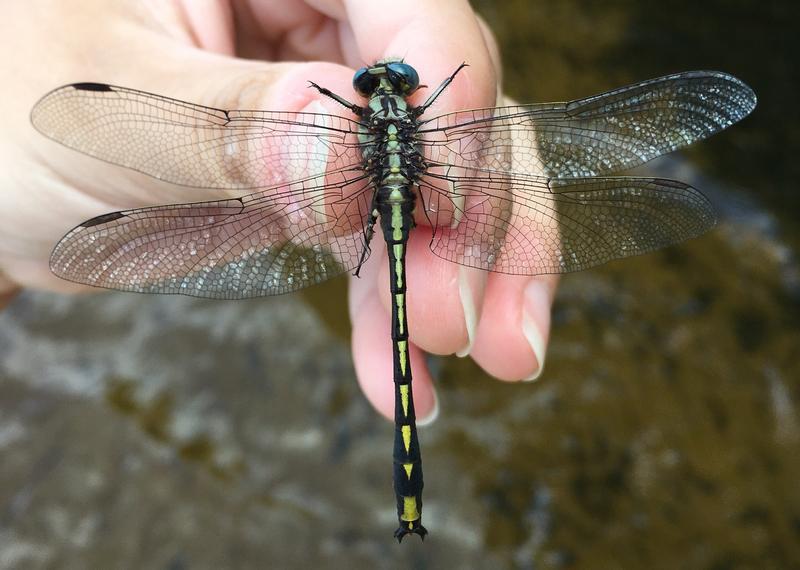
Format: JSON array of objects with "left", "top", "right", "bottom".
[
  {"left": 50, "top": 169, "right": 374, "bottom": 298},
  {"left": 418, "top": 166, "right": 716, "bottom": 275},
  {"left": 31, "top": 82, "right": 367, "bottom": 189},
  {"left": 419, "top": 71, "right": 756, "bottom": 178}
]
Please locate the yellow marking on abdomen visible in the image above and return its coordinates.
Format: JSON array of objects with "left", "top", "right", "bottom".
[
  {"left": 393, "top": 243, "right": 404, "bottom": 288},
  {"left": 395, "top": 293, "right": 405, "bottom": 335},
  {"left": 391, "top": 202, "right": 403, "bottom": 241},
  {"left": 401, "top": 424, "right": 411, "bottom": 453},
  {"left": 400, "top": 384, "right": 409, "bottom": 417},
  {"left": 401, "top": 496, "right": 420, "bottom": 522},
  {"left": 403, "top": 463, "right": 413, "bottom": 478},
  {"left": 397, "top": 340, "right": 408, "bottom": 377}
]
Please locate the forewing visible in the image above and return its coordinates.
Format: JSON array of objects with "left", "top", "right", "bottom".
[
  {"left": 419, "top": 71, "right": 756, "bottom": 177},
  {"left": 50, "top": 170, "right": 374, "bottom": 298},
  {"left": 31, "top": 82, "right": 367, "bottom": 189},
  {"left": 419, "top": 167, "right": 716, "bottom": 275}
]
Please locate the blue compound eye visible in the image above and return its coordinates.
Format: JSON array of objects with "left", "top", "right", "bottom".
[
  {"left": 353, "top": 67, "right": 378, "bottom": 96},
  {"left": 386, "top": 62, "right": 420, "bottom": 94}
]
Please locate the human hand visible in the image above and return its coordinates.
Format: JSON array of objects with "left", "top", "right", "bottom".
[{"left": 1, "top": 0, "right": 556, "bottom": 419}]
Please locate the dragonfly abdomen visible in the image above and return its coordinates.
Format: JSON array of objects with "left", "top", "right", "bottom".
[{"left": 377, "top": 188, "right": 427, "bottom": 541}]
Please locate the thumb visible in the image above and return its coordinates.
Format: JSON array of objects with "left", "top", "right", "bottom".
[{"left": 25, "top": 51, "right": 357, "bottom": 293}]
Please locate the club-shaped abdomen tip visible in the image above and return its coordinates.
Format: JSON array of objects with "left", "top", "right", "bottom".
[{"left": 394, "top": 522, "right": 428, "bottom": 543}]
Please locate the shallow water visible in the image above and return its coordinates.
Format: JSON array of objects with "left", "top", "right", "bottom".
[{"left": 1, "top": 1, "right": 798, "bottom": 568}]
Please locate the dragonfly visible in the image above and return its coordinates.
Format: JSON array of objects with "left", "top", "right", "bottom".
[{"left": 30, "top": 59, "right": 756, "bottom": 541}]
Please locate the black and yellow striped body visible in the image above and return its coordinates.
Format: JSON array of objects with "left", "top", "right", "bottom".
[
  {"left": 358, "top": 62, "right": 428, "bottom": 541},
  {"left": 379, "top": 193, "right": 425, "bottom": 541}
]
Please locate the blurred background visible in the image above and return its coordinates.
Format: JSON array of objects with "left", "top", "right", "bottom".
[{"left": 1, "top": 1, "right": 798, "bottom": 568}]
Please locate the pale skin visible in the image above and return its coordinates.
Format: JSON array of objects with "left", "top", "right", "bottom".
[{"left": 0, "top": 0, "right": 557, "bottom": 422}]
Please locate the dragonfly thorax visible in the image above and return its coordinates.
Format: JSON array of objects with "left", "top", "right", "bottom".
[
  {"left": 354, "top": 61, "right": 426, "bottom": 195},
  {"left": 359, "top": 90, "right": 425, "bottom": 194}
]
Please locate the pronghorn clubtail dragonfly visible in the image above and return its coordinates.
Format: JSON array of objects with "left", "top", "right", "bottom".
[{"left": 31, "top": 59, "right": 756, "bottom": 540}]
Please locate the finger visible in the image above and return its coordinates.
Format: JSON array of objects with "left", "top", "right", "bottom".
[
  {"left": 223, "top": 0, "right": 348, "bottom": 62},
  {"left": 31, "top": 24, "right": 360, "bottom": 291},
  {"left": 343, "top": 0, "right": 499, "bottom": 358},
  {"left": 178, "top": 0, "right": 236, "bottom": 55},
  {"left": 18, "top": 1, "right": 358, "bottom": 294},
  {"left": 447, "top": 81, "right": 558, "bottom": 380},
  {"left": 469, "top": 274, "right": 558, "bottom": 381}
]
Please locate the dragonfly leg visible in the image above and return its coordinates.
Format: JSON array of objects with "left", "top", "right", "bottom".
[
  {"left": 354, "top": 207, "right": 378, "bottom": 278},
  {"left": 413, "top": 62, "right": 468, "bottom": 117},
  {"left": 308, "top": 81, "right": 363, "bottom": 116}
]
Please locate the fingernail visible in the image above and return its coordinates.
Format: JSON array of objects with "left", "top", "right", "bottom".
[
  {"left": 455, "top": 267, "right": 486, "bottom": 357},
  {"left": 522, "top": 280, "right": 551, "bottom": 381},
  {"left": 417, "top": 388, "right": 439, "bottom": 426}
]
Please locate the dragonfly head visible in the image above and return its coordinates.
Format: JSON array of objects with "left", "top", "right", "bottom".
[{"left": 353, "top": 60, "right": 420, "bottom": 97}]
